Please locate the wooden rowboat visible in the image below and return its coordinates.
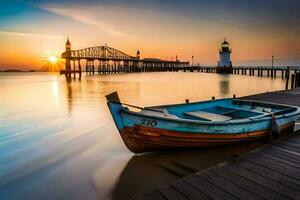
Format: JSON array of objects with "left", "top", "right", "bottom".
[{"left": 106, "top": 92, "right": 300, "bottom": 154}]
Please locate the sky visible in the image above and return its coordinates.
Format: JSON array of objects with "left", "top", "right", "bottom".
[{"left": 0, "top": 0, "right": 300, "bottom": 69}]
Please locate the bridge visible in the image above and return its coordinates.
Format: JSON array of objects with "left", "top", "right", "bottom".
[{"left": 61, "top": 38, "right": 189, "bottom": 79}]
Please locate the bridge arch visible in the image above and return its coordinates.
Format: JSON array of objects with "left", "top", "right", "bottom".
[{"left": 63, "top": 45, "right": 138, "bottom": 61}]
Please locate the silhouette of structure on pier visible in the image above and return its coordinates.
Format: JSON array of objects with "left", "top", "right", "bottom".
[
  {"left": 217, "top": 39, "right": 233, "bottom": 74},
  {"left": 61, "top": 38, "right": 189, "bottom": 79}
]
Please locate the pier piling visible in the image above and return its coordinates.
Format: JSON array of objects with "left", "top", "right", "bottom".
[
  {"left": 296, "top": 72, "right": 300, "bottom": 88},
  {"left": 291, "top": 74, "right": 295, "bottom": 89}
]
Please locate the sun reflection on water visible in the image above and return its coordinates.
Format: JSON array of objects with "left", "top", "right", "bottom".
[{"left": 51, "top": 77, "right": 59, "bottom": 107}]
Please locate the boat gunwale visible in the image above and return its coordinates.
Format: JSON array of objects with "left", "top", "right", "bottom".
[
  {"left": 119, "top": 99, "right": 300, "bottom": 126},
  {"left": 147, "top": 98, "right": 292, "bottom": 110}
]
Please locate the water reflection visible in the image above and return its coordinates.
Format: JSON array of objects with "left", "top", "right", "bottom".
[
  {"left": 111, "top": 141, "right": 264, "bottom": 200},
  {"left": 219, "top": 75, "right": 230, "bottom": 96},
  {"left": 66, "top": 80, "right": 73, "bottom": 115},
  {"left": 0, "top": 72, "right": 287, "bottom": 199},
  {"left": 52, "top": 78, "right": 60, "bottom": 106}
]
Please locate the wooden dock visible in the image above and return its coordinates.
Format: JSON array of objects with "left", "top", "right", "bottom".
[{"left": 134, "top": 88, "right": 300, "bottom": 200}]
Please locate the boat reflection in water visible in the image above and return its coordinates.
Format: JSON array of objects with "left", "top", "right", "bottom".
[{"left": 110, "top": 141, "right": 264, "bottom": 200}]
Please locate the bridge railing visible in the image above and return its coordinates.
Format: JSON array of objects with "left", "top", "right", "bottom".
[{"left": 65, "top": 45, "right": 137, "bottom": 60}]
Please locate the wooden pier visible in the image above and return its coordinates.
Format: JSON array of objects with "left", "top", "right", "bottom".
[
  {"left": 181, "top": 66, "right": 300, "bottom": 90},
  {"left": 60, "top": 39, "right": 300, "bottom": 89},
  {"left": 60, "top": 39, "right": 299, "bottom": 85},
  {"left": 135, "top": 88, "right": 300, "bottom": 200}
]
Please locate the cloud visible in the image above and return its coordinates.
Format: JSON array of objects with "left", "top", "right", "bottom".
[
  {"left": 40, "top": 4, "right": 126, "bottom": 37},
  {"left": 0, "top": 30, "right": 62, "bottom": 39}
]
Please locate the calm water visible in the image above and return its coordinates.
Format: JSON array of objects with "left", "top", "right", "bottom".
[{"left": 0, "top": 72, "right": 286, "bottom": 199}]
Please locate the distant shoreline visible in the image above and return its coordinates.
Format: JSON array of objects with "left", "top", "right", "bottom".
[{"left": 0, "top": 69, "right": 36, "bottom": 72}]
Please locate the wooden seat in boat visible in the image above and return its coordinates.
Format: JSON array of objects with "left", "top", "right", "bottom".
[
  {"left": 184, "top": 111, "right": 232, "bottom": 122},
  {"left": 140, "top": 109, "right": 180, "bottom": 119},
  {"left": 252, "top": 106, "right": 272, "bottom": 113}
]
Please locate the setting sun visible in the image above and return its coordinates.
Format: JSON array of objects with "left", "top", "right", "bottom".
[
  {"left": 40, "top": 55, "right": 63, "bottom": 72},
  {"left": 48, "top": 55, "right": 58, "bottom": 64}
]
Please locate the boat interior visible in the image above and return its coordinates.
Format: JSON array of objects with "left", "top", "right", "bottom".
[{"left": 139, "top": 99, "right": 296, "bottom": 122}]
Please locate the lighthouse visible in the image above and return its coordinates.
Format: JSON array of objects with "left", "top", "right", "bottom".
[{"left": 217, "top": 39, "right": 233, "bottom": 74}]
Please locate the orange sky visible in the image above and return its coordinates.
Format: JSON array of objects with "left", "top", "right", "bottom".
[{"left": 1, "top": 0, "right": 300, "bottom": 70}]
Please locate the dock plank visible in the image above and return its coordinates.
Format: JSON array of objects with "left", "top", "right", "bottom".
[
  {"left": 211, "top": 166, "right": 289, "bottom": 200},
  {"left": 199, "top": 169, "right": 262, "bottom": 200},
  {"left": 183, "top": 175, "right": 238, "bottom": 200},
  {"left": 276, "top": 143, "right": 300, "bottom": 154},
  {"left": 222, "top": 163, "right": 300, "bottom": 199},
  {"left": 243, "top": 88, "right": 300, "bottom": 107},
  {"left": 264, "top": 148, "right": 300, "bottom": 165},
  {"left": 259, "top": 152, "right": 300, "bottom": 169},
  {"left": 236, "top": 159, "right": 300, "bottom": 190},
  {"left": 170, "top": 180, "right": 211, "bottom": 200},
  {"left": 284, "top": 141, "right": 300, "bottom": 148},
  {"left": 157, "top": 186, "right": 188, "bottom": 200},
  {"left": 244, "top": 154, "right": 300, "bottom": 179},
  {"left": 285, "top": 134, "right": 300, "bottom": 142},
  {"left": 273, "top": 146, "right": 300, "bottom": 157},
  {"left": 248, "top": 148, "right": 300, "bottom": 168}
]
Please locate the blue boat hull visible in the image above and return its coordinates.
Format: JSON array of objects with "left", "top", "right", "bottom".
[{"left": 106, "top": 92, "right": 300, "bottom": 153}]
